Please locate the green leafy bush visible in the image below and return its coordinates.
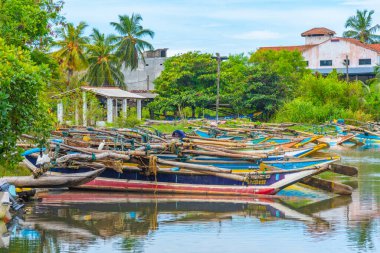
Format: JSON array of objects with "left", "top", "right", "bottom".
[{"left": 274, "top": 72, "right": 372, "bottom": 123}]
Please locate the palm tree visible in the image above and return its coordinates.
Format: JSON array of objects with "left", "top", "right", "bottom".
[
  {"left": 84, "top": 28, "right": 124, "bottom": 86},
  {"left": 343, "top": 9, "right": 380, "bottom": 43},
  {"left": 110, "top": 13, "right": 154, "bottom": 70},
  {"left": 52, "top": 22, "right": 89, "bottom": 87}
]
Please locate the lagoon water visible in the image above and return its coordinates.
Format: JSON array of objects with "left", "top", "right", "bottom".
[{"left": 1, "top": 147, "right": 379, "bottom": 253}]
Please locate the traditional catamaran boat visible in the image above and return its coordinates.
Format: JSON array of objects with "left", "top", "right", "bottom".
[
  {"left": 16, "top": 125, "right": 355, "bottom": 196},
  {"left": 24, "top": 152, "right": 334, "bottom": 196}
]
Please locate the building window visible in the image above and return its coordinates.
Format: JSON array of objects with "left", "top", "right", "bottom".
[
  {"left": 160, "top": 50, "right": 166, "bottom": 57},
  {"left": 145, "top": 64, "right": 149, "bottom": 66},
  {"left": 359, "top": 59, "right": 371, "bottom": 65},
  {"left": 343, "top": 59, "right": 350, "bottom": 66},
  {"left": 320, "top": 60, "right": 332, "bottom": 66}
]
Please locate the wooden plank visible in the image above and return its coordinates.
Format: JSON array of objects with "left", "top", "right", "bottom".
[
  {"left": 300, "top": 177, "right": 353, "bottom": 195},
  {"left": 3, "top": 168, "right": 105, "bottom": 188},
  {"left": 329, "top": 164, "right": 358, "bottom": 177},
  {"left": 336, "top": 135, "right": 355, "bottom": 145}
]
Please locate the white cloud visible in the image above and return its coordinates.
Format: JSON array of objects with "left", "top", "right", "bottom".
[
  {"left": 62, "top": 0, "right": 380, "bottom": 55},
  {"left": 341, "top": 0, "right": 380, "bottom": 5},
  {"left": 232, "top": 30, "right": 282, "bottom": 40}
]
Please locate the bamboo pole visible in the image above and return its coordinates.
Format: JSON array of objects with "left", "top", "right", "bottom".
[
  {"left": 56, "top": 151, "right": 130, "bottom": 163},
  {"left": 156, "top": 158, "right": 231, "bottom": 174},
  {"left": 181, "top": 149, "right": 263, "bottom": 160}
]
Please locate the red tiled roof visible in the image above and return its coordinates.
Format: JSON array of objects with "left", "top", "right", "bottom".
[
  {"left": 259, "top": 38, "right": 380, "bottom": 54},
  {"left": 258, "top": 45, "right": 316, "bottom": 52},
  {"left": 334, "top": 37, "right": 380, "bottom": 53},
  {"left": 301, "top": 27, "right": 336, "bottom": 37},
  {"left": 367, "top": 43, "right": 380, "bottom": 53}
]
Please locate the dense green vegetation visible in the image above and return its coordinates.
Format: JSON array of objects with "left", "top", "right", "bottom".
[
  {"left": 150, "top": 52, "right": 217, "bottom": 118},
  {"left": 151, "top": 50, "right": 309, "bottom": 119},
  {"left": 275, "top": 72, "right": 373, "bottom": 123},
  {"left": 0, "top": 1, "right": 60, "bottom": 166},
  {"left": 152, "top": 46, "right": 380, "bottom": 123},
  {"left": 0, "top": 39, "right": 53, "bottom": 161}
]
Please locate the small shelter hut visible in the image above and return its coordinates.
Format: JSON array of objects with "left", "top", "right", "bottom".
[{"left": 53, "top": 86, "right": 147, "bottom": 126}]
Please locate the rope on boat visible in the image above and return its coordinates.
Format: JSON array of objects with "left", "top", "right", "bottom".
[{"left": 149, "top": 155, "right": 158, "bottom": 176}]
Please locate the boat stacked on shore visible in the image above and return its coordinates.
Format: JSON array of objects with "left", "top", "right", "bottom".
[{"left": 14, "top": 122, "right": 359, "bottom": 197}]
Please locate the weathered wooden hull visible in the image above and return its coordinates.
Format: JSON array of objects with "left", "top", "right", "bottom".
[{"left": 47, "top": 165, "right": 326, "bottom": 196}]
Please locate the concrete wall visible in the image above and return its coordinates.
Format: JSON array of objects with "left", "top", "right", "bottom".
[
  {"left": 303, "top": 39, "right": 379, "bottom": 72},
  {"left": 122, "top": 56, "right": 166, "bottom": 91},
  {"left": 304, "top": 35, "right": 333, "bottom": 45}
]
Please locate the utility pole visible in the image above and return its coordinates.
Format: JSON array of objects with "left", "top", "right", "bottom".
[
  {"left": 345, "top": 54, "right": 349, "bottom": 83},
  {"left": 212, "top": 53, "right": 227, "bottom": 124},
  {"left": 216, "top": 53, "right": 221, "bottom": 124}
]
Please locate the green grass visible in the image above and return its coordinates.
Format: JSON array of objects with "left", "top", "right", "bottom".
[
  {"left": 147, "top": 123, "right": 192, "bottom": 134},
  {"left": 288, "top": 124, "right": 337, "bottom": 135},
  {"left": 316, "top": 171, "right": 353, "bottom": 181},
  {"left": 0, "top": 164, "right": 32, "bottom": 177}
]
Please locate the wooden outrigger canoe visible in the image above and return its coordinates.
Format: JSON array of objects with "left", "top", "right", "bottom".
[{"left": 2, "top": 168, "right": 105, "bottom": 188}]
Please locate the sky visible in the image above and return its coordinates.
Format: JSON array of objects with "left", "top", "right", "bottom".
[{"left": 62, "top": 0, "right": 380, "bottom": 56}]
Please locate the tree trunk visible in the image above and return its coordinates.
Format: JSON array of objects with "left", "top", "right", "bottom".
[
  {"left": 67, "top": 69, "right": 73, "bottom": 91},
  {"left": 149, "top": 108, "right": 154, "bottom": 119},
  {"left": 191, "top": 106, "right": 196, "bottom": 118}
]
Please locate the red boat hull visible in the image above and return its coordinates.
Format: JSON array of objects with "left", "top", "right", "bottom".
[{"left": 76, "top": 178, "right": 278, "bottom": 196}]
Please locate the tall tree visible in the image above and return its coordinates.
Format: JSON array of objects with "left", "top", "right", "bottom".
[
  {"left": 52, "top": 22, "right": 90, "bottom": 87},
  {"left": 343, "top": 9, "right": 380, "bottom": 43},
  {"left": 245, "top": 50, "right": 310, "bottom": 119},
  {"left": 111, "top": 13, "right": 154, "bottom": 70},
  {"left": 150, "top": 52, "right": 216, "bottom": 118},
  {"left": 0, "top": 0, "right": 64, "bottom": 49},
  {"left": 84, "top": 29, "right": 124, "bottom": 86}
]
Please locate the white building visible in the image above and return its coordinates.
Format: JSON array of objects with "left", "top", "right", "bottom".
[
  {"left": 259, "top": 27, "right": 380, "bottom": 80},
  {"left": 123, "top": 48, "right": 168, "bottom": 91}
]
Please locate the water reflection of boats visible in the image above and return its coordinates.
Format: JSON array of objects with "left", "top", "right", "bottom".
[
  {"left": 33, "top": 192, "right": 351, "bottom": 231},
  {"left": 2, "top": 191, "right": 353, "bottom": 252}
]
